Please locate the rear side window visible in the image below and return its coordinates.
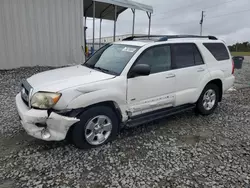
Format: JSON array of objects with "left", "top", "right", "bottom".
[
  {"left": 172, "top": 43, "right": 204, "bottom": 69},
  {"left": 203, "top": 43, "right": 230, "bottom": 61}
]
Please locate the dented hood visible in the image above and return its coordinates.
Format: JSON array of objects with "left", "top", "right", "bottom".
[{"left": 27, "top": 65, "right": 115, "bottom": 92}]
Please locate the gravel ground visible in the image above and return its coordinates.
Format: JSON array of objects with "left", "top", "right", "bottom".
[{"left": 0, "top": 62, "right": 250, "bottom": 188}]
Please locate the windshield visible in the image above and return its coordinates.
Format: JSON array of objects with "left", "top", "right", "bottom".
[{"left": 83, "top": 44, "right": 140, "bottom": 75}]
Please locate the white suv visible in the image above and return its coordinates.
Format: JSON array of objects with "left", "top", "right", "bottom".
[{"left": 15, "top": 35, "right": 235, "bottom": 149}]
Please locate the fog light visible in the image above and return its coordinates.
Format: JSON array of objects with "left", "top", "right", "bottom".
[{"left": 41, "top": 129, "right": 51, "bottom": 139}]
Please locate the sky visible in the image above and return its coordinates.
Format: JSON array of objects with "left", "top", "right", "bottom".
[{"left": 86, "top": 0, "right": 250, "bottom": 45}]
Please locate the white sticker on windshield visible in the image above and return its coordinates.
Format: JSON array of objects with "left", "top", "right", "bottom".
[{"left": 122, "top": 47, "right": 136, "bottom": 53}]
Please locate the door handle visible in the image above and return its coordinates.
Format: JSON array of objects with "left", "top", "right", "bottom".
[
  {"left": 197, "top": 68, "right": 205, "bottom": 72},
  {"left": 166, "top": 73, "right": 176, "bottom": 78}
]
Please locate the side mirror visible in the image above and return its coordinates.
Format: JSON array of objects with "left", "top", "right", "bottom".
[{"left": 129, "top": 64, "right": 150, "bottom": 78}]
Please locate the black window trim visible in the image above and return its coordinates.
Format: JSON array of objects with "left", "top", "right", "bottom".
[
  {"left": 171, "top": 43, "right": 205, "bottom": 70},
  {"left": 193, "top": 43, "right": 205, "bottom": 65},
  {"left": 127, "top": 44, "right": 173, "bottom": 78}
]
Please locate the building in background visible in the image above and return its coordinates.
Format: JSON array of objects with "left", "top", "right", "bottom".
[
  {"left": 0, "top": 0, "right": 84, "bottom": 69},
  {"left": 86, "top": 34, "right": 143, "bottom": 53}
]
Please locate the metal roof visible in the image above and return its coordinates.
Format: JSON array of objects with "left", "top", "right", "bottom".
[{"left": 84, "top": 0, "right": 153, "bottom": 20}]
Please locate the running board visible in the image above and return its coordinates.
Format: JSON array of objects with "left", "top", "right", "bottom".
[{"left": 126, "top": 104, "right": 196, "bottom": 127}]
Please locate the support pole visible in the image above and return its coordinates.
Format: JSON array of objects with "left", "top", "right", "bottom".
[
  {"left": 113, "top": 5, "right": 117, "bottom": 42},
  {"left": 80, "top": 0, "right": 85, "bottom": 62},
  {"left": 92, "top": 1, "right": 95, "bottom": 51},
  {"left": 131, "top": 9, "right": 135, "bottom": 36},
  {"left": 84, "top": 17, "right": 87, "bottom": 54},
  {"left": 147, "top": 12, "right": 152, "bottom": 36},
  {"left": 99, "top": 19, "right": 102, "bottom": 48},
  {"left": 200, "top": 11, "right": 205, "bottom": 36}
]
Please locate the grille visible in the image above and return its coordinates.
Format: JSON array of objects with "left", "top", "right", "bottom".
[
  {"left": 21, "top": 80, "right": 32, "bottom": 107},
  {"left": 21, "top": 95, "right": 29, "bottom": 106}
]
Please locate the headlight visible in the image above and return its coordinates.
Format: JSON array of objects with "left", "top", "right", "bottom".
[{"left": 31, "top": 92, "right": 61, "bottom": 109}]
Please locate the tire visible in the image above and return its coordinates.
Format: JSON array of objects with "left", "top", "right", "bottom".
[
  {"left": 196, "top": 84, "right": 219, "bottom": 115},
  {"left": 71, "top": 106, "right": 119, "bottom": 149}
]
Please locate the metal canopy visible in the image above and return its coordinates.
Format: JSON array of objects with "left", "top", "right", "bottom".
[
  {"left": 84, "top": 0, "right": 153, "bottom": 56},
  {"left": 84, "top": 0, "right": 153, "bottom": 20}
]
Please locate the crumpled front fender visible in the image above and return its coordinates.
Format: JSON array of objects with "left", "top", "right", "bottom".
[{"left": 16, "top": 93, "right": 80, "bottom": 141}]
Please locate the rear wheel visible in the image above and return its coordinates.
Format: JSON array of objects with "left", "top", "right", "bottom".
[
  {"left": 196, "top": 84, "right": 219, "bottom": 115},
  {"left": 71, "top": 106, "right": 119, "bottom": 149}
]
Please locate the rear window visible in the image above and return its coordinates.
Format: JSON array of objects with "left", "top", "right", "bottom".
[
  {"left": 203, "top": 43, "right": 230, "bottom": 61},
  {"left": 172, "top": 43, "right": 204, "bottom": 69},
  {"left": 172, "top": 44, "right": 195, "bottom": 68}
]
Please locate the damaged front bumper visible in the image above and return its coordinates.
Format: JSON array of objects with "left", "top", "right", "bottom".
[{"left": 15, "top": 93, "right": 79, "bottom": 141}]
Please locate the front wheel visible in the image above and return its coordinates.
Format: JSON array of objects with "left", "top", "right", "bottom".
[
  {"left": 71, "top": 106, "right": 119, "bottom": 149},
  {"left": 196, "top": 84, "right": 219, "bottom": 115}
]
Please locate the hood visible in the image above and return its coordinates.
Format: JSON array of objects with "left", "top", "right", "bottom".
[{"left": 27, "top": 65, "right": 115, "bottom": 92}]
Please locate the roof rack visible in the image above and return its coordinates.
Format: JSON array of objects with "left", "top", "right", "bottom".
[
  {"left": 122, "top": 35, "right": 166, "bottom": 41},
  {"left": 122, "top": 35, "right": 218, "bottom": 41}
]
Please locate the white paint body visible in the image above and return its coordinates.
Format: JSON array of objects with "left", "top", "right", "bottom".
[{"left": 15, "top": 38, "right": 235, "bottom": 141}]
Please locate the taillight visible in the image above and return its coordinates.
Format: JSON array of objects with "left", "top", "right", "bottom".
[{"left": 232, "top": 59, "right": 235, "bottom": 74}]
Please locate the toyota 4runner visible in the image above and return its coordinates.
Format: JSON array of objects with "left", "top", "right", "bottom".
[{"left": 15, "top": 35, "right": 235, "bottom": 149}]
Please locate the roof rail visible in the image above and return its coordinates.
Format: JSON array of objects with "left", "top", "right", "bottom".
[
  {"left": 158, "top": 35, "right": 218, "bottom": 41},
  {"left": 122, "top": 35, "right": 166, "bottom": 41},
  {"left": 122, "top": 35, "right": 218, "bottom": 41}
]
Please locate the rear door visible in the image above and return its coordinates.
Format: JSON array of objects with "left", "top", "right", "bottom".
[{"left": 171, "top": 43, "right": 210, "bottom": 106}]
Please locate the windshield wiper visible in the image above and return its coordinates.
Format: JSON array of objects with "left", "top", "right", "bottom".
[{"left": 94, "top": 67, "right": 117, "bottom": 75}]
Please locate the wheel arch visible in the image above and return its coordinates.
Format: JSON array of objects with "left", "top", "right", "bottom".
[
  {"left": 65, "top": 101, "right": 123, "bottom": 142},
  {"left": 204, "top": 79, "right": 223, "bottom": 102},
  {"left": 67, "top": 101, "right": 123, "bottom": 122}
]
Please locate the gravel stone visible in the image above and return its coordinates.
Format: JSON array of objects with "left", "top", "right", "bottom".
[{"left": 0, "top": 62, "right": 250, "bottom": 187}]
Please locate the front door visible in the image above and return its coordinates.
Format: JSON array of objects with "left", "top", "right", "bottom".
[{"left": 127, "top": 44, "right": 176, "bottom": 117}]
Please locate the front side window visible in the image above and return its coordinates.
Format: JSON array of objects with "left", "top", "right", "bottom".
[
  {"left": 84, "top": 44, "right": 140, "bottom": 75},
  {"left": 134, "top": 45, "right": 172, "bottom": 74}
]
